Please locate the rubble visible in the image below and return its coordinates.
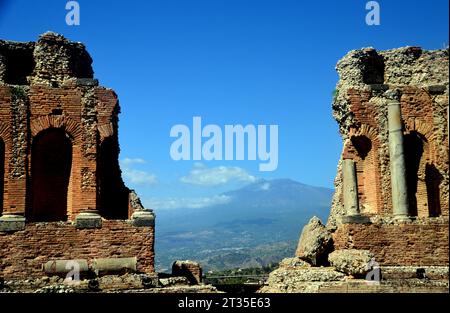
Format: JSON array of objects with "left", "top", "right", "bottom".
[
  {"left": 328, "top": 249, "right": 374, "bottom": 276},
  {"left": 295, "top": 216, "right": 333, "bottom": 265}
]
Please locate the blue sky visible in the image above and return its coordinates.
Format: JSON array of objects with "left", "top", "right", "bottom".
[{"left": 0, "top": 0, "right": 448, "bottom": 211}]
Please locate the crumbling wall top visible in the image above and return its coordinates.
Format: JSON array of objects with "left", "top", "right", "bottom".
[
  {"left": 332, "top": 46, "right": 449, "bottom": 136},
  {"left": 0, "top": 32, "right": 94, "bottom": 86},
  {"left": 336, "top": 46, "right": 449, "bottom": 88}
]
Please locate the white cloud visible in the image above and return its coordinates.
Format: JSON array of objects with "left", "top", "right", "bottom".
[
  {"left": 122, "top": 158, "right": 147, "bottom": 166},
  {"left": 123, "top": 168, "right": 158, "bottom": 185},
  {"left": 180, "top": 163, "right": 257, "bottom": 187},
  {"left": 144, "top": 195, "right": 231, "bottom": 210},
  {"left": 121, "top": 158, "right": 158, "bottom": 186}
]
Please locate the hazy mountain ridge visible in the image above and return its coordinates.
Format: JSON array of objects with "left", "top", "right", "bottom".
[{"left": 155, "top": 179, "right": 333, "bottom": 272}]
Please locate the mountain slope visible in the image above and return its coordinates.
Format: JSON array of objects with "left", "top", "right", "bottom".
[{"left": 155, "top": 179, "right": 333, "bottom": 272}]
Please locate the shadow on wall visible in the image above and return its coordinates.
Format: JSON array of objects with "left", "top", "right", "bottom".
[
  {"left": 425, "top": 163, "right": 442, "bottom": 217},
  {"left": 98, "top": 136, "right": 129, "bottom": 219},
  {"left": 404, "top": 131, "right": 442, "bottom": 218},
  {"left": 28, "top": 128, "right": 72, "bottom": 222}
]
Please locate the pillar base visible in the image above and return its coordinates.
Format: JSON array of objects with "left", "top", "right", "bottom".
[
  {"left": 0, "top": 214, "right": 26, "bottom": 232},
  {"left": 131, "top": 210, "right": 155, "bottom": 227},
  {"left": 74, "top": 210, "right": 102, "bottom": 229},
  {"left": 339, "top": 214, "right": 371, "bottom": 225},
  {"left": 393, "top": 215, "right": 415, "bottom": 223}
]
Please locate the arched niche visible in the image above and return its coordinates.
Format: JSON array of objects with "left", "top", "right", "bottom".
[{"left": 28, "top": 128, "right": 72, "bottom": 222}]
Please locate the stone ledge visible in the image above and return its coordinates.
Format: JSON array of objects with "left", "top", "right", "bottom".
[{"left": 339, "top": 215, "right": 371, "bottom": 224}]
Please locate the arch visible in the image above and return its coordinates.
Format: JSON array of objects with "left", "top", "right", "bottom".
[
  {"left": 28, "top": 128, "right": 72, "bottom": 222},
  {"left": 30, "top": 116, "right": 82, "bottom": 144},
  {"left": 403, "top": 118, "right": 442, "bottom": 217},
  {"left": 403, "top": 130, "right": 442, "bottom": 217},
  {"left": 344, "top": 125, "right": 381, "bottom": 215},
  {"left": 404, "top": 119, "right": 436, "bottom": 162},
  {"left": 350, "top": 135, "right": 379, "bottom": 214},
  {"left": 97, "top": 136, "right": 129, "bottom": 219}
]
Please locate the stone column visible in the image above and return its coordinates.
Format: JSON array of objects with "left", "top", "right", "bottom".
[
  {"left": 340, "top": 158, "right": 370, "bottom": 224},
  {"left": 343, "top": 159, "right": 359, "bottom": 216},
  {"left": 387, "top": 100, "right": 409, "bottom": 218}
]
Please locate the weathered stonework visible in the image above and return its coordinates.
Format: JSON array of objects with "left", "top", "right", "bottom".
[
  {"left": 172, "top": 260, "right": 203, "bottom": 285},
  {"left": 262, "top": 46, "right": 449, "bottom": 293},
  {"left": 330, "top": 47, "right": 449, "bottom": 226},
  {"left": 329, "top": 47, "right": 449, "bottom": 268},
  {"left": 295, "top": 216, "right": 332, "bottom": 265},
  {"left": 328, "top": 249, "right": 374, "bottom": 276},
  {"left": 0, "top": 32, "right": 155, "bottom": 281}
]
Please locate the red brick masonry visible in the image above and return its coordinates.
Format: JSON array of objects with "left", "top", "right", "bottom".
[
  {"left": 0, "top": 221, "right": 154, "bottom": 280},
  {"left": 333, "top": 217, "right": 449, "bottom": 266},
  {"left": 0, "top": 33, "right": 155, "bottom": 281}
]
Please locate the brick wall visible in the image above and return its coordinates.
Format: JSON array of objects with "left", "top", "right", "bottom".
[
  {"left": 0, "top": 221, "right": 154, "bottom": 280},
  {"left": 333, "top": 218, "right": 449, "bottom": 266},
  {"left": 340, "top": 86, "right": 449, "bottom": 218},
  {"left": 0, "top": 33, "right": 154, "bottom": 282}
]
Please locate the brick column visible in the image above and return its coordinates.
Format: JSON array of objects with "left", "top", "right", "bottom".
[
  {"left": 74, "top": 87, "right": 101, "bottom": 229},
  {"left": 0, "top": 179, "right": 26, "bottom": 231},
  {"left": 0, "top": 86, "right": 27, "bottom": 232}
]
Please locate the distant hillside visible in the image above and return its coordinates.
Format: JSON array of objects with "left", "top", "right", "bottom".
[{"left": 155, "top": 179, "right": 333, "bottom": 272}]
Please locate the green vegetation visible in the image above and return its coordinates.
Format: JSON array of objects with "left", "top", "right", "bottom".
[{"left": 157, "top": 239, "right": 297, "bottom": 273}]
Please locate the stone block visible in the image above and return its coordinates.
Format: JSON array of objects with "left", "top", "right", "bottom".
[
  {"left": 74, "top": 211, "right": 102, "bottom": 229},
  {"left": 76, "top": 78, "right": 99, "bottom": 86},
  {"left": 328, "top": 249, "right": 374, "bottom": 276},
  {"left": 159, "top": 276, "right": 190, "bottom": 287},
  {"left": 295, "top": 216, "right": 333, "bottom": 266},
  {"left": 427, "top": 84, "right": 446, "bottom": 94},
  {"left": 172, "top": 260, "right": 203, "bottom": 285},
  {"left": 131, "top": 210, "right": 155, "bottom": 227},
  {"left": 0, "top": 215, "right": 25, "bottom": 232}
]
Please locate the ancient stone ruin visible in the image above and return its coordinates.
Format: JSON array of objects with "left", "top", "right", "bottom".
[
  {"left": 261, "top": 46, "right": 449, "bottom": 293},
  {"left": 0, "top": 32, "right": 157, "bottom": 289},
  {"left": 1, "top": 32, "right": 448, "bottom": 294}
]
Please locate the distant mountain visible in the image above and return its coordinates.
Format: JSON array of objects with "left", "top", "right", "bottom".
[{"left": 155, "top": 179, "right": 333, "bottom": 272}]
